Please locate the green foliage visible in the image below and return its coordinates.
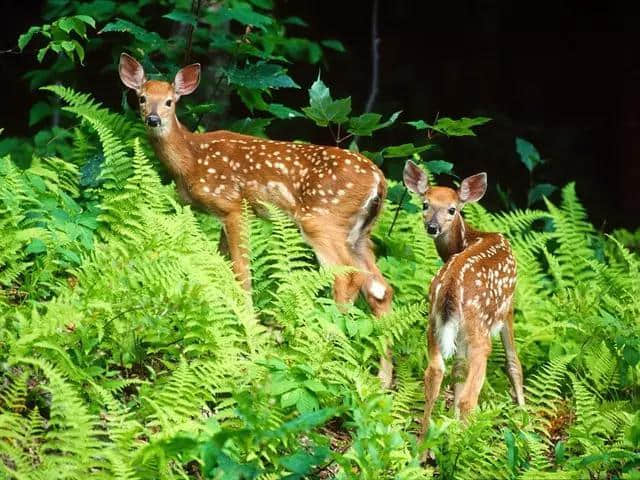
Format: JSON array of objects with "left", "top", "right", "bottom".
[
  {"left": 19, "top": 14, "right": 95, "bottom": 63},
  {"left": 302, "top": 76, "right": 401, "bottom": 143},
  {"left": 1, "top": 86, "right": 638, "bottom": 479}
]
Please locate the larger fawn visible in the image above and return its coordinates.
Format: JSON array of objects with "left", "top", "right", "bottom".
[
  {"left": 403, "top": 160, "right": 525, "bottom": 438},
  {"left": 118, "top": 54, "right": 395, "bottom": 383}
]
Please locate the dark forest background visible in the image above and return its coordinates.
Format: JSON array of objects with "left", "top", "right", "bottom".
[{"left": 2, "top": 0, "right": 639, "bottom": 230}]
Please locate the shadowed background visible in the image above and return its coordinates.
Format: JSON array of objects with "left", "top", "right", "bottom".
[{"left": 2, "top": 0, "right": 639, "bottom": 230}]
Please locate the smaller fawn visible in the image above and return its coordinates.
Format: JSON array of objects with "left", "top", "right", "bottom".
[{"left": 403, "top": 160, "right": 525, "bottom": 439}]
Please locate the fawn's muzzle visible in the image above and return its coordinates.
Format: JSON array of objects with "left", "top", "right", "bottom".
[
  {"left": 146, "top": 114, "right": 161, "bottom": 127},
  {"left": 426, "top": 222, "right": 439, "bottom": 236}
]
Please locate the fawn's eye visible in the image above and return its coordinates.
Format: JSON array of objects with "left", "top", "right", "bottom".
[
  {"left": 165, "top": 99, "right": 172, "bottom": 107},
  {"left": 448, "top": 207, "right": 456, "bottom": 215},
  {"left": 139, "top": 95, "right": 146, "bottom": 104},
  {"left": 423, "top": 202, "right": 430, "bottom": 211}
]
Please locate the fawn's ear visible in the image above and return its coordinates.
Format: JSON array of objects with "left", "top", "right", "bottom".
[
  {"left": 173, "top": 63, "right": 201, "bottom": 98},
  {"left": 458, "top": 172, "right": 487, "bottom": 204},
  {"left": 119, "top": 53, "right": 146, "bottom": 94},
  {"left": 403, "top": 160, "right": 429, "bottom": 195}
]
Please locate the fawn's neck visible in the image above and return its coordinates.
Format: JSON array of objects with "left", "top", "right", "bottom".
[
  {"left": 434, "top": 214, "right": 479, "bottom": 262},
  {"left": 147, "top": 115, "right": 196, "bottom": 180}
]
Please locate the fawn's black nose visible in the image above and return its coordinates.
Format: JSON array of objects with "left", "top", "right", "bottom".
[
  {"left": 146, "top": 115, "right": 161, "bottom": 127},
  {"left": 427, "top": 222, "right": 439, "bottom": 235}
]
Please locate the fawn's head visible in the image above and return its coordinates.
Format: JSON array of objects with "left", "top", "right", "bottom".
[
  {"left": 118, "top": 53, "right": 200, "bottom": 135},
  {"left": 403, "top": 160, "right": 487, "bottom": 237}
]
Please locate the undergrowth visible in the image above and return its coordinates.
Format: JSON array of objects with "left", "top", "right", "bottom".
[{"left": 0, "top": 86, "right": 638, "bottom": 480}]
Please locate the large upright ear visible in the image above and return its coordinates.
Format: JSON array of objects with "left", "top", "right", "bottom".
[
  {"left": 173, "top": 64, "right": 201, "bottom": 98},
  {"left": 458, "top": 172, "right": 487, "bottom": 204},
  {"left": 403, "top": 160, "right": 429, "bottom": 195},
  {"left": 119, "top": 53, "right": 146, "bottom": 94}
]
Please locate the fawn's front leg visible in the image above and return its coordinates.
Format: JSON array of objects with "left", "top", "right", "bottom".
[{"left": 222, "top": 211, "right": 251, "bottom": 291}]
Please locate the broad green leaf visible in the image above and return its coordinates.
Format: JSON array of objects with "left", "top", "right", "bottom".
[
  {"left": 296, "top": 390, "right": 319, "bottom": 413},
  {"left": 163, "top": 10, "right": 198, "bottom": 27},
  {"left": 267, "top": 103, "right": 303, "bottom": 119},
  {"left": 516, "top": 137, "right": 543, "bottom": 172},
  {"left": 321, "top": 39, "right": 346, "bottom": 52},
  {"left": 100, "top": 18, "right": 165, "bottom": 50},
  {"left": 302, "top": 76, "right": 351, "bottom": 126},
  {"left": 425, "top": 160, "right": 454, "bottom": 175},
  {"left": 37, "top": 46, "right": 50, "bottom": 63},
  {"left": 347, "top": 113, "right": 382, "bottom": 136},
  {"left": 228, "top": 117, "right": 272, "bottom": 137},
  {"left": 283, "top": 16, "right": 308, "bottom": 26},
  {"left": 527, "top": 183, "right": 557, "bottom": 206},
  {"left": 18, "top": 26, "right": 41, "bottom": 50},
  {"left": 406, "top": 119, "right": 429, "bottom": 130},
  {"left": 270, "top": 379, "right": 298, "bottom": 396},
  {"left": 302, "top": 379, "right": 328, "bottom": 393},
  {"left": 225, "top": 62, "right": 299, "bottom": 90},
  {"left": 623, "top": 345, "right": 639, "bottom": 366},
  {"left": 29, "top": 102, "right": 52, "bottom": 127},
  {"left": 381, "top": 143, "right": 433, "bottom": 158},
  {"left": 25, "top": 238, "right": 47, "bottom": 254},
  {"left": 219, "top": 4, "right": 273, "bottom": 30},
  {"left": 424, "top": 116, "right": 491, "bottom": 136},
  {"left": 280, "top": 388, "right": 302, "bottom": 408},
  {"left": 57, "top": 17, "right": 75, "bottom": 34},
  {"left": 74, "top": 15, "right": 96, "bottom": 28}
]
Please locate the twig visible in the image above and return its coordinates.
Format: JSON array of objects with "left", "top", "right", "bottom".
[
  {"left": 184, "top": 0, "right": 202, "bottom": 64},
  {"left": 387, "top": 187, "right": 408, "bottom": 237},
  {"left": 364, "top": 0, "right": 380, "bottom": 114}
]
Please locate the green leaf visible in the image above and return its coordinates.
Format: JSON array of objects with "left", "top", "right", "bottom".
[
  {"left": 219, "top": 4, "right": 273, "bottom": 30},
  {"left": 406, "top": 119, "right": 429, "bottom": 130},
  {"left": 504, "top": 429, "right": 517, "bottom": 471},
  {"left": 348, "top": 111, "right": 400, "bottom": 136},
  {"left": 302, "top": 76, "right": 351, "bottom": 126},
  {"left": 280, "top": 388, "right": 302, "bottom": 408},
  {"left": 623, "top": 345, "right": 639, "bottom": 366},
  {"left": 425, "top": 160, "right": 454, "bottom": 175},
  {"left": 516, "top": 137, "right": 543, "bottom": 172},
  {"left": 225, "top": 62, "right": 299, "bottom": 90},
  {"left": 527, "top": 183, "right": 557, "bottom": 206},
  {"left": 267, "top": 103, "right": 304, "bottom": 119},
  {"left": 283, "top": 16, "right": 308, "bottom": 27},
  {"left": 555, "top": 441, "right": 566, "bottom": 464},
  {"left": 29, "top": 102, "right": 52, "bottom": 127},
  {"left": 270, "top": 379, "right": 298, "bottom": 396},
  {"left": 347, "top": 113, "right": 381, "bottom": 136},
  {"left": 37, "top": 46, "right": 50, "bottom": 63},
  {"left": 321, "top": 39, "right": 346, "bottom": 52},
  {"left": 296, "top": 389, "right": 319, "bottom": 413},
  {"left": 163, "top": 10, "right": 198, "bottom": 27},
  {"left": 74, "top": 15, "right": 96, "bottom": 28},
  {"left": 57, "top": 17, "right": 75, "bottom": 34},
  {"left": 425, "top": 116, "right": 491, "bottom": 136},
  {"left": 100, "top": 19, "right": 165, "bottom": 50},
  {"left": 302, "top": 379, "right": 328, "bottom": 393},
  {"left": 381, "top": 143, "right": 433, "bottom": 158},
  {"left": 18, "top": 26, "right": 41, "bottom": 51},
  {"left": 227, "top": 117, "right": 272, "bottom": 137},
  {"left": 26, "top": 239, "right": 47, "bottom": 254}
]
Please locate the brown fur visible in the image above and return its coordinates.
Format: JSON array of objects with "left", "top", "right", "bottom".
[
  {"left": 119, "top": 54, "right": 396, "bottom": 384},
  {"left": 402, "top": 161, "right": 525, "bottom": 449}
]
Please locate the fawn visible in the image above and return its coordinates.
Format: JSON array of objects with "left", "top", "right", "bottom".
[
  {"left": 118, "top": 54, "right": 395, "bottom": 384},
  {"left": 403, "top": 160, "right": 525, "bottom": 438}
]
